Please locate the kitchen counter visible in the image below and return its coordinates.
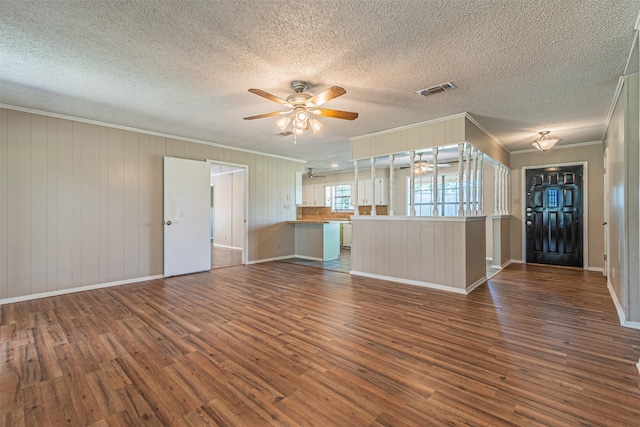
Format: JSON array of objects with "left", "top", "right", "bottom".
[{"left": 286, "top": 221, "right": 340, "bottom": 261}]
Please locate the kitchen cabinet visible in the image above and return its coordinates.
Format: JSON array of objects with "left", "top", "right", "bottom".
[
  {"left": 357, "top": 180, "right": 372, "bottom": 205},
  {"left": 302, "top": 184, "right": 329, "bottom": 206},
  {"left": 356, "top": 178, "right": 388, "bottom": 205},
  {"left": 374, "top": 177, "right": 389, "bottom": 205},
  {"left": 341, "top": 223, "right": 352, "bottom": 247}
]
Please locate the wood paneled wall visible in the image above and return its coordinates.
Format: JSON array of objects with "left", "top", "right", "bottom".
[
  {"left": 350, "top": 216, "right": 486, "bottom": 293},
  {"left": 0, "top": 108, "right": 303, "bottom": 300}
]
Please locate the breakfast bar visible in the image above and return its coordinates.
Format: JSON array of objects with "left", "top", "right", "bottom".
[{"left": 286, "top": 220, "right": 341, "bottom": 261}]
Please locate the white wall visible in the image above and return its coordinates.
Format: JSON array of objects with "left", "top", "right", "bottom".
[
  {"left": 212, "top": 170, "right": 244, "bottom": 249},
  {"left": 604, "top": 72, "right": 640, "bottom": 324},
  {"left": 0, "top": 108, "right": 303, "bottom": 300}
]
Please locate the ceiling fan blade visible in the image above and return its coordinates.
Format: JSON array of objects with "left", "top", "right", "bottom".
[
  {"left": 243, "top": 111, "right": 291, "bottom": 120},
  {"left": 311, "top": 108, "right": 359, "bottom": 120},
  {"left": 248, "top": 88, "right": 291, "bottom": 106},
  {"left": 306, "top": 86, "right": 346, "bottom": 107}
]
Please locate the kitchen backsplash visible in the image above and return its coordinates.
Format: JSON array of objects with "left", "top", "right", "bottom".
[{"left": 299, "top": 206, "right": 388, "bottom": 220}]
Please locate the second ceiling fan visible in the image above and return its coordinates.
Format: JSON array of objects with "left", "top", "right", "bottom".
[{"left": 244, "top": 81, "right": 358, "bottom": 140}]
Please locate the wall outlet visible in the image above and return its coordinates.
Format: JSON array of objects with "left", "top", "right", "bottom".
[
  {"left": 513, "top": 198, "right": 521, "bottom": 205},
  {"left": 284, "top": 203, "right": 290, "bottom": 209}
]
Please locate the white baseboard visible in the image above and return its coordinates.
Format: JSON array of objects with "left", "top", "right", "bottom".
[
  {"left": 213, "top": 244, "right": 242, "bottom": 250},
  {"left": 293, "top": 255, "right": 324, "bottom": 261},
  {"left": 607, "top": 280, "right": 640, "bottom": 330},
  {"left": 510, "top": 259, "right": 523, "bottom": 264},
  {"left": 491, "top": 259, "right": 513, "bottom": 270},
  {"left": 0, "top": 274, "right": 164, "bottom": 305},
  {"left": 246, "top": 255, "right": 295, "bottom": 264},
  {"left": 349, "top": 270, "right": 486, "bottom": 295},
  {"left": 587, "top": 266, "right": 604, "bottom": 273}
]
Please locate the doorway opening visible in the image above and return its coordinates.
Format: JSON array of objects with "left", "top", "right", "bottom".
[
  {"left": 523, "top": 163, "right": 586, "bottom": 268},
  {"left": 209, "top": 161, "right": 247, "bottom": 269}
]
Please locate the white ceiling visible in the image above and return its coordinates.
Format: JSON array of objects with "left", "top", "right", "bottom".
[{"left": 1, "top": 1, "right": 638, "bottom": 173}]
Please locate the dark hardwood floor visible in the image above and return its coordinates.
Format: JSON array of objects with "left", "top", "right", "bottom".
[
  {"left": 211, "top": 246, "right": 242, "bottom": 270},
  {"left": 1, "top": 263, "right": 639, "bottom": 426}
]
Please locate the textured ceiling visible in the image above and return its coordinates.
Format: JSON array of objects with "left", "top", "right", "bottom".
[{"left": 1, "top": 0, "right": 638, "bottom": 173}]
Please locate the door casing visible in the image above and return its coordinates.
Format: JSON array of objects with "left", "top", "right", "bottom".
[
  {"left": 207, "top": 159, "right": 249, "bottom": 265},
  {"left": 521, "top": 161, "right": 589, "bottom": 269}
]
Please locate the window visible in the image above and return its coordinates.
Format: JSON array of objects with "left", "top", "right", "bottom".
[
  {"left": 408, "top": 174, "right": 473, "bottom": 216},
  {"left": 329, "top": 184, "right": 353, "bottom": 212}
]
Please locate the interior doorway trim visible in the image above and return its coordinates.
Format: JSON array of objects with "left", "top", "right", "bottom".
[
  {"left": 206, "top": 159, "right": 249, "bottom": 265},
  {"left": 521, "top": 161, "right": 589, "bottom": 269}
]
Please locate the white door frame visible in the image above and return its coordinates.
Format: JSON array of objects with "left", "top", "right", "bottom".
[
  {"left": 603, "top": 148, "right": 609, "bottom": 276},
  {"left": 521, "top": 161, "right": 589, "bottom": 269},
  {"left": 207, "top": 159, "right": 249, "bottom": 265}
]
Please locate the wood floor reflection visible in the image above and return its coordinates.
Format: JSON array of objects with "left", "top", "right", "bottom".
[
  {"left": 1, "top": 263, "right": 639, "bottom": 425},
  {"left": 211, "top": 245, "right": 242, "bottom": 269}
]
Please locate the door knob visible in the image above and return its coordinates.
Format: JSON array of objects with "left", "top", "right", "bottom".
[
  {"left": 166, "top": 220, "right": 172, "bottom": 225},
  {"left": 602, "top": 222, "right": 607, "bottom": 225}
]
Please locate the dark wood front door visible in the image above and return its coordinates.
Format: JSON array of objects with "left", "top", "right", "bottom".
[{"left": 525, "top": 165, "right": 583, "bottom": 267}]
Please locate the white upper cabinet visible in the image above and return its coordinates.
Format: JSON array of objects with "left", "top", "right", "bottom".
[
  {"left": 302, "top": 184, "right": 330, "bottom": 206},
  {"left": 356, "top": 178, "right": 388, "bottom": 205}
]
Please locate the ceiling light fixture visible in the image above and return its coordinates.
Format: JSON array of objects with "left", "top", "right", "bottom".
[
  {"left": 532, "top": 131, "right": 560, "bottom": 152},
  {"left": 414, "top": 153, "right": 432, "bottom": 175},
  {"left": 244, "top": 81, "right": 358, "bottom": 144}
]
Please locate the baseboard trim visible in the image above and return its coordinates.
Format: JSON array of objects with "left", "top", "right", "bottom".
[
  {"left": 349, "top": 271, "right": 486, "bottom": 295},
  {"left": 246, "top": 255, "right": 295, "bottom": 264},
  {"left": 491, "top": 259, "right": 512, "bottom": 270},
  {"left": 213, "top": 244, "right": 242, "bottom": 250},
  {"left": 510, "top": 259, "right": 523, "bottom": 264},
  {"left": 587, "top": 266, "right": 604, "bottom": 273},
  {"left": 292, "top": 255, "right": 325, "bottom": 261},
  {"left": 0, "top": 274, "right": 164, "bottom": 305},
  {"left": 607, "top": 280, "right": 640, "bottom": 330}
]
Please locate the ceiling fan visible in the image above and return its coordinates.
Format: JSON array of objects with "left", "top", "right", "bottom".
[
  {"left": 401, "top": 152, "right": 451, "bottom": 174},
  {"left": 244, "top": 81, "right": 358, "bottom": 141},
  {"left": 304, "top": 168, "right": 327, "bottom": 179}
]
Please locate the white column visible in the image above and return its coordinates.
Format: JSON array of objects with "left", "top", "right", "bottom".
[
  {"left": 465, "top": 144, "right": 472, "bottom": 216},
  {"left": 353, "top": 160, "right": 359, "bottom": 216},
  {"left": 458, "top": 143, "right": 464, "bottom": 216},
  {"left": 478, "top": 152, "right": 484, "bottom": 215},
  {"left": 370, "top": 157, "right": 377, "bottom": 216},
  {"left": 432, "top": 147, "right": 439, "bottom": 216},
  {"left": 440, "top": 175, "right": 445, "bottom": 216},
  {"left": 505, "top": 166, "right": 510, "bottom": 215},
  {"left": 471, "top": 147, "right": 478, "bottom": 215},
  {"left": 494, "top": 165, "right": 500, "bottom": 214},
  {"left": 409, "top": 151, "right": 415, "bottom": 216},
  {"left": 389, "top": 154, "right": 395, "bottom": 216},
  {"left": 497, "top": 166, "right": 503, "bottom": 215}
]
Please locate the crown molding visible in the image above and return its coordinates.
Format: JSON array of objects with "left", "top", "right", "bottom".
[
  {"left": 0, "top": 104, "right": 308, "bottom": 164},
  {"left": 463, "top": 113, "right": 508, "bottom": 152},
  {"left": 348, "top": 112, "right": 468, "bottom": 141},
  {"left": 510, "top": 140, "right": 602, "bottom": 154}
]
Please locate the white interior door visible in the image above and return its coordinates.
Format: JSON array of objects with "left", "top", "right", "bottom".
[{"left": 164, "top": 156, "right": 211, "bottom": 277}]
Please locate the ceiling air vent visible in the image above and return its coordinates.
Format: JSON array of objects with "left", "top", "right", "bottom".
[{"left": 416, "top": 82, "right": 457, "bottom": 97}]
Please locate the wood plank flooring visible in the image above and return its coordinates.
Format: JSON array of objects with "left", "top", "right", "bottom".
[
  {"left": 1, "top": 263, "right": 639, "bottom": 426},
  {"left": 211, "top": 246, "right": 242, "bottom": 270}
]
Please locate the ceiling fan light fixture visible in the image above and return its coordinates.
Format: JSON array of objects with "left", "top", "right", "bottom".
[
  {"left": 532, "top": 131, "right": 559, "bottom": 152},
  {"left": 245, "top": 80, "right": 358, "bottom": 140},
  {"left": 296, "top": 110, "right": 307, "bottom": 121},
  {"left": 276, "top": 116, "right": 291, "bottom": 131},
  {"left": 309, "top": 118, "right": 323, "bottom": 133}
]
